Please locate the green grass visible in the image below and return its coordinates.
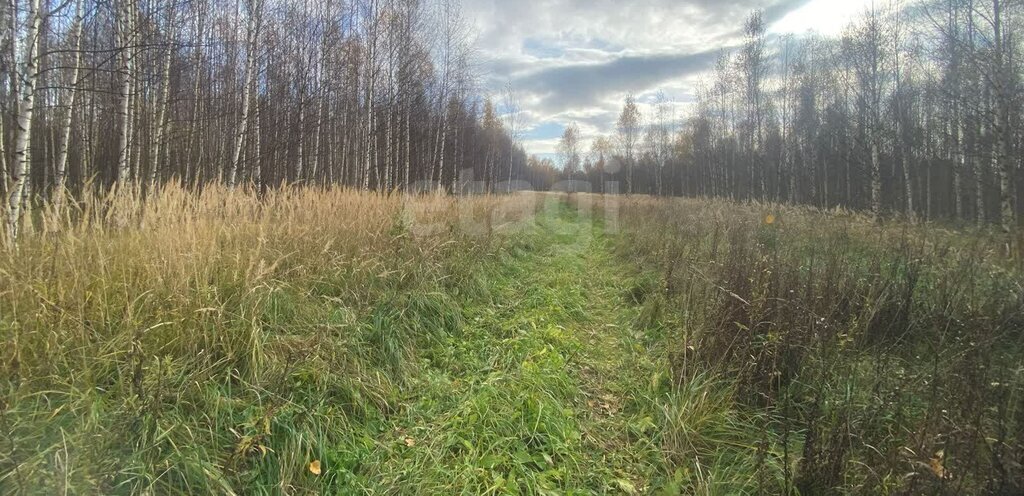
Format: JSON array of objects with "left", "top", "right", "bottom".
[
  {"left": 3, "top": 193, "right": 775, "bottom": 494},
  {"left": 355, "top": 201, "right": 663, "bottom": 494},
  {"left": 347, "top": 200, "right": 777, "bottom": 494},
  {"left": 32, "top": 190, "right": 1012, "bottom": 494},
  {"left": 594, "top": 195, "right": 1024, "bottom": 495}
]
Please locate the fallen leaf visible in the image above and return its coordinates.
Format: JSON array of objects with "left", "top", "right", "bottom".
[
  {"left": 309, "top": 460, "right": 322, "bottom": 475},
  {"left": 929, "top": 450, "right": 947, "bottom": 479}
]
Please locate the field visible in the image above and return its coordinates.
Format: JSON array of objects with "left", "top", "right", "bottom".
[
  {"left": 595, "top": 195, "right": 1024, "bottom": 494},
  {"left": 1, "top": 188, "right": 1022, "bottom": 494}
]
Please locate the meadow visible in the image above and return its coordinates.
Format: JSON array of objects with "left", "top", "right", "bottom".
[
  {"left": 591, "top": 195, "right": 1024, "bottom": 494},
  {"left": 0, "top": 186, "right": 544, "bottom": 493},
  {"left": 1, "top": 188, "right": 1021, "bottom": 494}
]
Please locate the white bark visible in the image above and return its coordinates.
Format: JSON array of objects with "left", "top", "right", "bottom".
[
  {"left": 993, "top": 0, "right": 1015, "bottom": 232},
  {"left": 362, "top": 0, "right": 380, "bottom": 190},
  {"left": 252, "top": 90, "right": 262, "bottom": 188},
  {"left": 5, "top": 0, "right": 42, "bottom": 243},
  {"left": 150, "top": 2, "right": 175, "bottom": 191},
  {"left": 309, "top": 49, "right": 326, "bottom": 184},
  {"left": 1, "top": 98, "right": 7, "bottom": 199},
  {"left": 53, "top": 0, "right": 85, "bottom": 219},
  {"left": 229, "top": 0, "right": 261, "bottom": 189},
  {"left": 115, "top": 0, "right": 135, "bottom": 186},
  {"left": 295, "top": 95, "right": 305, "bottom": 182}
]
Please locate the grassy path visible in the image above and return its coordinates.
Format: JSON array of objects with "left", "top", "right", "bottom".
[{"left": 359, "top": 201, "right": 667, "bottom": 494}]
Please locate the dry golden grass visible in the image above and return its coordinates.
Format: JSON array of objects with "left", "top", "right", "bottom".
[
  {"left": 3, "top": 188, "right": 1019, "bottom": 494},
  {"left": 587, "top": 193, "right": 1024, "bottom": 494},
  {"left": 0, "top": 184, "right": 543, "bottom": 493}
]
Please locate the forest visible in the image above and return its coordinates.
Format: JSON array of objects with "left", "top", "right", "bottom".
[
  {"left": 0, "top": 0, "right": 556, "bottom": 242},
  {"left": 1, "top": 0, "right": 1022, "bottom": 494},
  {"left": 567, "top": 2, "right": 1023, "bottom": 232},
  {"left": 3, "top": 0, "right": 1024, "bottom": 238}
]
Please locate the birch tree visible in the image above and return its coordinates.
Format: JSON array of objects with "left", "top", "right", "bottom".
[
  {"left": 5, "top": 0, "right": 42, "bottom": 242},
  {"left": 52, "top": 0, "right": 85, "bottom": 217},
  {"left": 559, "top": 122, "right": 581, "bottom": 192},
  {"left": 616, "top": 95, "right": 641, "bottom": 195},
  {"left": 228, "top": 0, "right": 263, "bottom": 189},
  {"left": 114, "top": 0, "right": 135, "bottom": 186},
  {"left": 502, "top": 82, "right": 524, "bottom": 193}
]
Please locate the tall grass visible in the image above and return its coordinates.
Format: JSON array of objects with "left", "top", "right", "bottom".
[
  {"left": 0, "top": 184, "right": 541, "bottom": 494},
  {"left": 596, "top": 195, "right": 1024, "bottom": 494},
  {"left": 6, "top": 189, "right": 1021, "bottom": 493}
]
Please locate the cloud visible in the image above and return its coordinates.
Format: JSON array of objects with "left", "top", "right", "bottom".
[
  {"left": 515, "top": 48, "right": 723, "bottom": 114},
  {"left": 465, "top": 0, "right": 813, "bottom": 56},
  {"left": 463, "top": 0, "right": 819, "bottom": 156}
]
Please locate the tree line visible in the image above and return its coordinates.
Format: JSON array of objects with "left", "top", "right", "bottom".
[
  {"left": 567, "top": 0, "right": 1022, "bottom": 231},
  {"left": 0, "top": 0, "right": 538, "bottom": 242}
]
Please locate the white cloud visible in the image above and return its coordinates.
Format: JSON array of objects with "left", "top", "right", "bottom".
[
  {"left": 522, "top": 137, "right": 563, "bottom": 156},
  {"left": 771, "top": 0, "right": 878, "bottom": 36},
  {"left": 463, "top": 0, "right": 836, "bottom": 156}
]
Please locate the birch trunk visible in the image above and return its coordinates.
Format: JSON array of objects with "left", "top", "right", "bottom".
[
  {"left": 1, "top": 98, "right": 7, "bottom": 199},
  {"left": 53, "top": 0, "right": 85, "bottom": 218},
  {"left": 309, "top": 63, "right": 325, "bottom": 184},
  {"left": 364, "top": 85, "right": 372, "bottom": 189},
  {"left": 5, "top": 0, "right": 42, "bottom": 243},
  {"left": 403, "top": 93, "right": 411, "bottom": 189},
  {"left": 901, "top": 145, "right": 914, "bottom": 221},
  {"left": 870, "top": 134, "right": 882, "bottom": 221},
  {"left": 340, "top": 94, "right": 349, "bottom": 184},
  {"left": 993, "top": 0, "right": 1015, "bottom": 232},
  {"left": 362, "top": 3, "right": 378, "bottom": 190},
  {"left": 951, "top": 107, "right": 964, "bottom": 220},
  {"left": 363, "top": 77, "right": 375, "bottom": 190},
  {"left": 976, "top": 82, "right": 991, "bottom": 226},
  {"left": 438, "top": 105, "right": 449, "bottom": 191},
  {"left": 252, "top": 92, "right": 262, "bottom": 189},
  {"left": 0, "top": 1, "right": 9, "bottom": 196},
  {"left": 997, "top": 104, "right": 1014, "bottom": 232},
  {"left": 895, "top": 107, "right": 913, "bottom": 221},
  {"left": 150, "top": 3, "right": 175, "bottom": 191},
  {"left": 507, "top": 145, "right": 514, "bottom": 193},
  {"left": 184, "top": 4, "right": 206, "bottom": 185},
  {"left": 229, "top": 0, "right": 260, "bottom": 189},
  {"left": 295, "top": 96, "right": 305, "bottom": 182},
  {"left": 385, "top": 84, "right": 394, "bottom": 191},
  {"left": 115, "top": 0, "right": 135, "bottom": 187}
]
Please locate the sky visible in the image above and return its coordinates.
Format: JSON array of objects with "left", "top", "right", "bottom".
[{"left": 462, "top": 0, "right": 878, "bottom": 161}]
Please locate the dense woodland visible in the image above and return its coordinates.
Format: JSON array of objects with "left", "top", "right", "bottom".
[
  {"left": 570, "top": 1, "right": 1023, "bottom": 231},
  {"left": 3, "top": 0, "right": 1023, "bottom": 245},
  {"left": 0, "top": 0, "right": 549, "bottom": 242}
]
